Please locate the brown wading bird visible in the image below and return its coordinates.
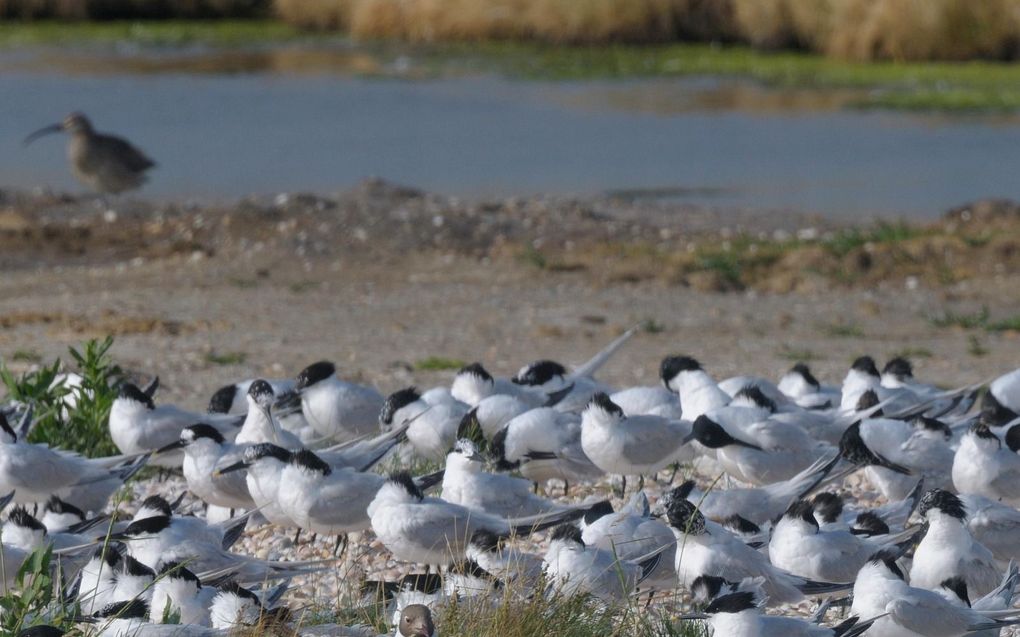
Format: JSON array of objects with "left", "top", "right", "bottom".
[{"left": 24, "top": 112, "right": 155, "bottom": 196}]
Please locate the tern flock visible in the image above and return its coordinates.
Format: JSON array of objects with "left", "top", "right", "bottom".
[{"left": 5, "top": 327, "right": 1020, "bottom": 637}]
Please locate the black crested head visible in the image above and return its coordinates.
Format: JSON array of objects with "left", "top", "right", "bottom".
[
  {"left": 868, "top": 550, "right": 905, "bottom": 580},
  {"left": 380, "top": 387, "right": 421, "bottom": 425},
  {"left": 18, "top": 626, "right": 66, "bottom": 637},
  {"left": 489, "top": 427, "right": 518, "bottom": 472},
  {"left": 851, "top": 356, "right": 880, "bottom": 377},
  {"left": 914, "top": 416, "right": 952, "bottom": 440},
  {"left": 969, "top": 422, "right": 1001, "bottom": 446},
  {"left": 469, "top": 529, "right": 502, "bottom": 552},
  {"left": 852, "top": 511, "right": 890, "bottom": 536},
  {"left": 247, "top": 379, "right": 275, "bottom": 404},
  {"left": 940, "top": 576, "right": 971, "bottom": 607},
  {"left": 782, "top": 500, "right": 818, "bottom": 529},
  {"left": 582, "top": 500, "right": 614, "bottom": 525},
  {"left": 855, "top": 389, "right": 881, "bottom": 413},
  {"left": 1006, "top": 424, "right": 1020, "bottom": 453},
  {"left": 159, "top": 561, "right": 200, "bottom": 585},
  {"left": 660, "top": 355, "right": 702, "bottom": 386},
  {"left": 8, "top": 507, "right": 46, "bottom": 533},
  {"left": 735, "top": 385, "right": 776, "bottom": 413},
  {"left": 691, "top": 416, "right": 738, "bottom": 449},
  {"left": 139, "top": 495, "right": 172, "bottom": 517},
  {"left": 95, "top": 599, "right": 149, "bottom": 619},
  {"left": 691, "top": 575, "right": 727, "bottom": 604},
  {"left": 704, "top": 591, "right": 757, "bottom": 614},
  {"left": 118, "top": 382, "right": 155, "bottom": 409},
  {"left": 388, "top": 471, "right": 424, "bottom": 501},
  {"left": 290, "top": 450, "right": 332, "bottom": 476},
  {"left": 458, "top": 362, "right": 493, "bottom": 383},
  {"left": 513, "top": 360, "right": 567, "bottom": 386},
  {"left": 981, "top": 390, "right": 1019, "bottom": 427},
  {"left": 294, "top": 361, "right": 335, "bottom": 390},
  {"left": 674, "top": 480, "right": 696, "bottom": 500},
  {"left": 586, "top": 392, "right": 624, "bottom": 418},
  {"left": 246, "top": 442, "right": 292, "bottom": 463},
  {"left": 207, "top": 384, "right": 237, "bottom": 414},
  {"left": 123, "top": 515, "right": 171, "bottom": 536},
  {"left": 122, "top": 555, "right": 155, "bottom": 578},
  {"left": 218, "top": 581, "right": 260, "bottom": 603},
  {"left": 790, "top": 363, "right": 820, "bottom": 389},
  {"left": 93, "top": 545, "right": 122, "bottom": 569},
  {"left": 882, "top": 357, "right": 913, "bottom": 379},
  {"left": 45, "top": 496, "right": 84, "bottom": 519},
  {"left": 550, "top": 523, "right": 583, "bottom": 545},
  {"left": 918, "top": 489, "right": 966, "bottom": 521},
  {"left": 666, "top": 497, "right": 706, "bottom": 535},
  {"left": 183, "top": 423, "right": 225, "bottom": 445},
  {"left": 811, "top": 492, "right": 844, "bottom": 524},
  {"left": 722, "top": 515, "right": 761, "bottom": 536},
  {"left": 0, "top": 413, "right": 16, "bottom": 441}
]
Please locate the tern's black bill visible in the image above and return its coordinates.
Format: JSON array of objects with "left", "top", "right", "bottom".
[
  {"left": 154, "top": 440, "right": 186, "bottom": 455},
  {"left": 217, "top": 461, "right": 248, "bottom": 475}
]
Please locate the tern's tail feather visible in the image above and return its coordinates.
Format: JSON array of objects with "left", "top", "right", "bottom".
[
  {"left": 835, "top": 615, "right": 881, "bottom": 637},
  {"left": 507, "top": 506, "right": 589, "bottom": 537},
  {"left": 413, "top": 469, "right": 445, "bottom": 492},
  {"left": 794, "top": 575, "right": 853, "bottom": 596},
  {"left": 572, "top": 326, "right": 636, "bottom": 380},
  {"left": 765, "top": 451, "right": 841, "bottom": 502},
  {"left": 976, "top": 560, "right": 1020, "bottom": 610}
]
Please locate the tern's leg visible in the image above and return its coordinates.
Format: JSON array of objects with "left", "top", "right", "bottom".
[
  {"left": 668, "top": 463, "right": 680, "bottom": 484},
  {"left": 638, "top": 475, "right": 645, "bottom": 491},
  {"left": 533, "top": 482, "right": 539, "bottom": 495},
  {"left": 619, "top": 475, "right": 627, "bottom": 497},
  {"left": 294, "top": 528, "right": 302, "bottom": 544},
  {"left": 310, "top": 533, "right": 317, "bottom": 544},
  {"left": 333, "top": 534, "right": 347, "bottom": 557},
  {"left": 563, "top": 480, "right": 570, "bottom": 497}
]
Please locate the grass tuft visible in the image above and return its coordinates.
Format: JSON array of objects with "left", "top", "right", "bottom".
[{"left": 416, "top": 356, "right": 468, "bottom": 371}]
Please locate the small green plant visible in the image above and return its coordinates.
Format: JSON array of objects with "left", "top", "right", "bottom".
[
  {"left": 2, "top": 337, "right": 124, "bottom": 456},
  {"left": 205, "top": 351, "right": 248, "bottom": 366},
  {"left": 10, "top": 350, "right": 41, "bottom": 363},
  {"left": 0, "top": 546, "right": 69, "bottom": 635},
  {"left": 987, "top": 315, "right": 1020, "bottom": 332},
  {"left": 416, "top": 357, "right": 468, "bottom": 371},
  {"left": 967, "top": 335, "right": 989, "bottom": 357},
  {"left": 892, "top": 347, "right": 933, "bottom": 359},
  {"left": 778, "top": 345, "right": 819, "bottom": 361},
  {"left": 929, "top": 306, "right": 990, "bottom": 329},
  {"left": 517, "top": 246, "right": 548, "bottom": 270},
  {"left": 0, "top": 359, "right": 67, "bottom": 437},
  {"left": 641, "top": 319, "right": 666, "bottom": 334},
  {"left": 821, "top": 322, "right": 864, "bottom": 338}
]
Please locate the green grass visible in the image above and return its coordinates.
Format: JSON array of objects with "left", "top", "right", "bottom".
[
  {"left": 4, "top": 21, "right": 1020, "bottom": 110},
  {"left": 10, "top": 349, "right": 41, "bottom": 363},
  {"left": 441, "top": 41, "right": 1020, "bottom": 111},
  {"left": 968, "top": 335, "right": 989, "bottom": 357},
  {"left": 987, "top": 315, "right": 1020, "bottom": 332},
  {"left": 891, "top": 346, "right": 933, "bottom": 359},
  {"left": 205, "top": 350, "right": 247, "bottom": 366},
  {"left": 416, "top": 356, "right": 468, "bottom": 371},
  {"left": 0, "top": 19, "right": 302, "bottom": 47},
  {"left": 821, "top": 322, "right": 865, "bottom": 338},
  {"left": 929, "top": 306, "right": 991, "bottom": 329},
  {"left": 778, "top": 345, "right": 820, "bottom": 361}
]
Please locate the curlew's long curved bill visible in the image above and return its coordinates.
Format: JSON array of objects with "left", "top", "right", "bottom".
[{"left": 23, "top": 123, "right": 62, "bottom": 146}]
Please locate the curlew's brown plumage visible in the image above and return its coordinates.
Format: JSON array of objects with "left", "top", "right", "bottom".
[{"left": 24, "top": 112, "right": 155, "bottom": 196}]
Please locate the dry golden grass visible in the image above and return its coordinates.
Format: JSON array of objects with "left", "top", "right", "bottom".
[
  {"left": 273, "top": 0, "right": 1020, "bottom": 61},
  {"left": 0, "top": 0, "right": 266, "bottom": 19},
  {"left": 826, "top": 0, "right": 1020, "bottom": 61}
]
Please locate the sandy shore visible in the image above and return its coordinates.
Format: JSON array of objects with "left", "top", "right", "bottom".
[{"left": 0, "top": 183, "right": 1016, "bottom": 407}]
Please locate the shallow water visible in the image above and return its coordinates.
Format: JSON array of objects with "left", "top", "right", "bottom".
[{"left": 3, "top": 45, "right": 1020, "bottom": 219}]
